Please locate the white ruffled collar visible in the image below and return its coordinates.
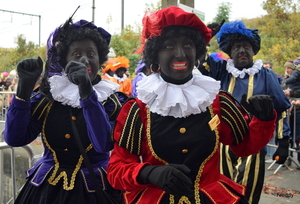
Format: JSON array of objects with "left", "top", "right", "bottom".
[
  {"left": 113, "top": 74, "right": 127, "bottom": 82},
  {"left": 104, "top": 73, "right": 114, "bottom": 79},
  {"left": 226, "top": 59, "right": 263, "bottom": 78},
  {"left": 136, "top": 73, "right": 220, "bottom": 118},
  {"left": 49, "top": 73, "right": 120, "bottom": 108}
]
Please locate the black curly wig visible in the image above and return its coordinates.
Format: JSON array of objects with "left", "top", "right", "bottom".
[
  {"left": 142, "top": 25, "right": 207, "bottom": 71},
  {"left": 40, "top": 21, "right": 110, "bottom": 99},
  {"left": 221, "top": 33, "right": 259, "bottom": 57},
  {"left": 55, "top": 28, "right": 109, "bottom": 68}
]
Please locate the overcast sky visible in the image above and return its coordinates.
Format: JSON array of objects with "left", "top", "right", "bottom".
[{"left": 0, "top": 0, "right": 267, "bottom": 48}]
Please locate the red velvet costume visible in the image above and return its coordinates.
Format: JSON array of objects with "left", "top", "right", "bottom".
[
  {"left": 107, "top": 92, "right": 276, "bottom": 204},
  {"left": 107, "top": 6, "right": 276, "bottom": 204}
]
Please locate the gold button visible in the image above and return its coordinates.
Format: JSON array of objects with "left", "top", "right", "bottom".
[
  {"left": 179, "top": 128, "right": 186, "bottom": 133},
  {"left": 65, "top": 134, "right": 71, "bottom": 139},
  {"left": 182, "top": 149, "right": 188, "bottom": 153},
  {"left": 71, "top": 116, "right": 76, "bottom": 120},
  {"left": 64, "top": 148, "right": 69, "bottom": 151}
]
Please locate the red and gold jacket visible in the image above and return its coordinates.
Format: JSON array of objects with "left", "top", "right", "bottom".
[{"left": 107, "top": 92, "right": 276, "bottom": 204}]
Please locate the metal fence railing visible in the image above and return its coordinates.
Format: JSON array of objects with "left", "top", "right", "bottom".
[
  {"left": 0, "top": 142, "right": 37, "bottom": 204},
  {"left": 0, "top": 91, "right": 43, "bottom": 204}
]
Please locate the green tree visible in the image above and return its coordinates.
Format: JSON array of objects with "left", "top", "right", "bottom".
[
  {"left": 208, "top": 2, "right": 232, "bottom": 54},
  {"left": 256, "top": 0, "right": 300, "bottom": 74},
  {"left": 110, "top": 25, "right": 142, "bottom": 77},
  {"left": 0, "top": 35, "right": 44, "bottom": 73},
  {"left": 109, "top": 1, "right": 161, "bottom": 78},
  {"left": 213, "top": 2, "right": 231, "bottom": 23}
]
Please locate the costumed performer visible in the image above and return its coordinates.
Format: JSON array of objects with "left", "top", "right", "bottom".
[
  {"left": 107, "top": 6, "right": 277, "bottom": 204},
  {"left": 4, "top": 15, "right": 126, "bottom": 204}
]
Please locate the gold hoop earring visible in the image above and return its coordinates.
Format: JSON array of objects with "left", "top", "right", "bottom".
[
  {"left": 150, "top": 64, "right": 154, "bottom": 73},
  {"left": 196, "top": 59, "right": 200, "bottom": 69},
  {"left": 150, "top": 64, "right": 160, "bottom": 72}
]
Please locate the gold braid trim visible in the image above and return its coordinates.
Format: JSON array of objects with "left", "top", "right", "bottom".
[
  {"left": 119, "top": 102, "right": 137, "bottom": 148},
  {"left": 192, "top": 106, "right": 219, "bottom": 204},
  {"left": 106, "top": 94, "right": 119, "bottom": 118},
  {"left": 219, "top": 92, "right": 249, "bottom": 145},
  {"left": 31, "top": 97, "right": 53, "bottom": 120},
  {"left": 146, "top": 108, "right": 168, "bottom": 164},
  {"left": 118, "top": 101, "right": 143, "bottom": 155},
  {"left": 219, "top": 94, "right": 248, "bottom": 134},
  {"left": 80, "top": 166, "right": 106, "bottom": 192},
  {"left": 42, "top": 101, "right": 93, "bottom": 190}
]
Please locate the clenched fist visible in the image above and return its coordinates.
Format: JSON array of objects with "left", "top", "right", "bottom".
[
  {"left": 241, "top": 94, "right": 274, "bottom": 121},
  {"left": 65, "top": 57, "right": 94, "bottom": 101},
  {"left": 16, "top": 57, "right": 43, "bottom": 101}
]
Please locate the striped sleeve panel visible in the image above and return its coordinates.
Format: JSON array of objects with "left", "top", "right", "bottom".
[
  {"left": 118, "top": 100, "right": 143, "bottom": 155},
  {"left": 219, "top": 90, "right": 249, "bottom": 145}
]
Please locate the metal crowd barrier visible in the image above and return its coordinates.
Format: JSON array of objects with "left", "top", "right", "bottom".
[
  {"left": 0, "top": 90, "right": 41, "bottom": 204},
  {"left": 0, "top": 142, "right": 36, "bottom": 204},
  {"left": 266, "top": 105, "right": 300, "bottom": 174},
  {"left": 0, "top": 91, "right": 15, "bottom": 123}
]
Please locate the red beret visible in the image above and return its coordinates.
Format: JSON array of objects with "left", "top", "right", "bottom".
[{"left": 141, "top": 6, "right": 212, "bottom": 45}]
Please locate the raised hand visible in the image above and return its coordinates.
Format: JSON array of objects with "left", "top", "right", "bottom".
[
  {"left": 241, "top": 94, "right": 274, "bottom": 121},
  {"left": 16, "top": 57, "right": 43, "bottom": 101},
  {"left": 65, "top": 57, "right": 94, "bottom": 101},
  {"left": 207, "top": 19, "right": 225, "bottom": 37}
]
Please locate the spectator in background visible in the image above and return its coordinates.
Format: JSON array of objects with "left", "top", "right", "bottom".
[
  {"left": 282, "top": 57, "right": 300, "bottom": 167},
  {"left": 293, "top": 57, "right": 300, "bottom": 67},
  {"left": 0, "top": 72, "right": 9, "bottom": 87},
  {"left": 102, "top": 58, "right": 118, "bottom": 83},
  {"left": 285, "top": 64, "right": 300, "bottom": 92},
  {"left": 131, "top": 59, "right": 150, "bottom": 97},
  {"left": 112, "top": 56, "right": 132, "bottom": 97},
  {"left": 8, "top": 74, "right": 19, "bottom": 105},
  {"left": 9, "top": 69, "right": 17, "bottom": 78},
  {"left": 263, "top": 61, "right": 273, "bottom": 70},
  {"left": 281, "top": 60, "right": 295, "bottom": 90},
  {"left": 0, "top": 76, "right": 12, "bottom": 115}
]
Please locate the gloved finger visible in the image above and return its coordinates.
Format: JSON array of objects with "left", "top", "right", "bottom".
[
  {"left": 65, "top": 61, "right": 74, "bottom": 74},
  {"left": 172, "top": 170, "right": 193, "bottom": 189},
  {"left": 17, "top": 59, "right": 32, "bottom": 71},
  {"left": 79, "top": 56, "right": 88, "bottom": 64},
  {"left": 163, "top": 178, "right": 193, "bottom": 197},
  {"left": 249, "top": 97, "right": 262, "bottom": 112},
  {"left": 163, "top": 184, "right": 184, "bottom": 197},
  {"left": 240, "top": 94, "right": 248, "bottom": 105},
  {"left": 79, "top": 56, "right": 91, "bottom": 73},
  {"left": 65, "top": 61, "right": 81, "bottom": 73},
  {"left": 68, "top": 72, "right": 79, "bottom": 84},
  {"left": 170, "top": 164, "right": 191, "bottom": 175}
]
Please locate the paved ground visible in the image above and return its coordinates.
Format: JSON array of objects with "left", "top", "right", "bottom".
[{"left": 260, "top": 158, "right": 300, "bottom": 204}]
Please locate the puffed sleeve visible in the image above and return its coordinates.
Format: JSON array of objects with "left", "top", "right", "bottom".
[
  {"left": 107, "top": 99, "right": 150, "bottom": 191},
  {"left": 80, "top": 91, "right": 112, "bottom": 152},
  {"left": 4, "top": 94, "right": 42, "bottom": 146},
  {"left": 215, "top": 92, "right": 277, "bottom": 157}
]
